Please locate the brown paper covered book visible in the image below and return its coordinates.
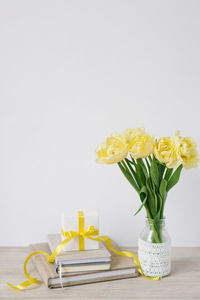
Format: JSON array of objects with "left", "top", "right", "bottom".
[{"left": 29, "top": 243, "right": 138, "bottom": 288}]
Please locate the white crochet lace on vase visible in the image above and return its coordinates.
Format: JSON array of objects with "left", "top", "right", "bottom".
[{"left": 138, "top": 239, "right": 171, "bottom": 277}]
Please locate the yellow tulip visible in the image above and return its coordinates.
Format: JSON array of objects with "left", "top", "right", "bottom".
[
  {"left": 129, "top": 133, "right": 155, "bottom": 159},
  {"left": 96, "top": 134, "right": 128, "bottom": 164},
  {"left": 123, "top": 127, "right": 145, "bottom": 144},
  {"left": 154, "top": 137, "right": 180, "bottom": 168},
  {"left": 174, "top": 131, "right": 199, "bottom": 169}
]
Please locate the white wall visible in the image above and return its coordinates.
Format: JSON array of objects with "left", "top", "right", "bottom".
[{"left": 0, "top": 0, "right": 200, "bottom": 246}]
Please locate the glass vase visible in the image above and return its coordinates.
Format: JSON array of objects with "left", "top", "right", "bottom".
[{"left": 138, "top": 218, "right": 171, "bottom": 277}]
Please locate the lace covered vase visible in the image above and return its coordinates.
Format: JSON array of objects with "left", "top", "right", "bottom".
[{"left": 138, "top": 218, "right": 171, "bottom": 277}]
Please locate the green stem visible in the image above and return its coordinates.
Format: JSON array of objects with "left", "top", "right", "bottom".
[
  {"left": 160, "top": 200, "right": 165, "bottom": 219},
  {"left": 145, "top": 208, "right": 161, "bottom": 243},
  {"left": 145, "top": 158, "right": 151, "bottom": 174},
  {"left": 118, "top": 159, "right": 161, "bottom": 243},
  {"left": 148, "top": 155, "right": 153, "bottom": 163},
  {"left": 118, "top": 162, "right": 140, "bottom": 194},
  {"left": 121, "top": 160, "right": 129, "bottom": 172}
]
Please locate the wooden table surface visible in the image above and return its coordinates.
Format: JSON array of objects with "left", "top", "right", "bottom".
[{"left": 0, "top": 247, "right": 200, "bottom": 300}]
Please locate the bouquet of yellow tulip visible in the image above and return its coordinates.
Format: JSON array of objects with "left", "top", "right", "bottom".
[{"left": 96, "top": 128, "right": 199, "bottom": 243}]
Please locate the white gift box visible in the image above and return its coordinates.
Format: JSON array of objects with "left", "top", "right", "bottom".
[{"left": 61, "top": 212, "right": 99, "bottom": 251}]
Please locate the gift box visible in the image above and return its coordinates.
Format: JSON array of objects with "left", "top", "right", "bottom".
[{"left": 61, "top": 211, "right": 99, "bottom": 251}]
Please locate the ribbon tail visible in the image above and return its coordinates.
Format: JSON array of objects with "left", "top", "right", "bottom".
[
  {"left": 7, "top": 279, "right": 37, "bottom": 290},
  {"left": 85, "top": 235, "right": 160, "bottom": 281},
  {"left": 7, "top": 236, "right": 76, "bottom": 290},
  {"left": 49, "top": 235, "right": 75, "bottom": 262},
  {"left": 140, "top": 273, "right": 160, "bottom": 281},
  {"left": 7, "top": 251, "right": 49, "bottom": 290}
]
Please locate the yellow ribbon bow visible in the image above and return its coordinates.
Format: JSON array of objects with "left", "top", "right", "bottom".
[
  {"left": 7, "top": 211, "right": 159, "bottom": 290},
  {"left": 61, "top": 211, "right": 99, "bottom": 251}
]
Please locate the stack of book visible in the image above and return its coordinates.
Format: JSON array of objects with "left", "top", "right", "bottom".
[{"left": 30, "top": 234, "right": 138, "bottom": 289}]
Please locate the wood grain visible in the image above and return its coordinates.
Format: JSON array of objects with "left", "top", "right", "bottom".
[{"left": 1, "top": 247, "right": 200, "bottom": 300}]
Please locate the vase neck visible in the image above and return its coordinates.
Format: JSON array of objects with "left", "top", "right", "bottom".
[{"left": 145, "top": 217, "right": 165, "bottom": 227}]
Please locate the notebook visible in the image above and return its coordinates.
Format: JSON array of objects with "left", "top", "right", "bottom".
[
  {"left": 29, "top": 243, "right": 138, "bottom": 288},
  {"left": 47, "top": 234, "right": 111, "bottom": 273}
]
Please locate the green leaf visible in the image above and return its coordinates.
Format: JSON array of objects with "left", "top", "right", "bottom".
[
  {"left": 124, "top": 158, "right": 135, "bottom": 166},
  {"left": 146, "top": 178, "right": 154, "bottom": 198},
  {"left": 136, "top": 159, "right": 147, "bottom": 185},
  {"left": 134, "top": 186, "right": 148, "bottom": 216},
  {"left": 146, "top": 178, "right": 157, "bottom": 217},
  {"left": 121, "top": 160, "right": 129, "bottom": 172},
  {"left": 166, "top": 164, "right": 183, "bottom": 192},
  {"left": 158, "top": 163, "right": 166, "bottom": 183},
  {"left": 148, "top": 155, "right": 153, "bottom": 163},
  {"left": 145, "top": 158, "right": 151, "bottom": 174},
  {"left": 125, "top": 158, "right": 136, "bottom": 176},
  {"left": 159, "top": 179, "right": 167, "bottom": 218},
  {"left": 164, "top": 168, "right": 173, "bottom": 181},
  {"left": 155, "top": 194, "right": 163, "bottom": 220},
  {"left": 125, "top": 159, "right": 141, "bottom": 189},
  {"left": 137, "top": 158, "right": 148, "bottom": 178},
  {"left": 133, "top": 164, "right": 144, "bottom": 187},
  {"left": 130, "top": 156, "right": 137, "bottom": 167},
  {"left": 159, "top": 179, "right": 167, "bottom": 201},
  {"left": 118, "top": 162, "right": 140, "bottom": 193},
  {"left": 150, "top": 160, "right": 159, "bottom": 189}
]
